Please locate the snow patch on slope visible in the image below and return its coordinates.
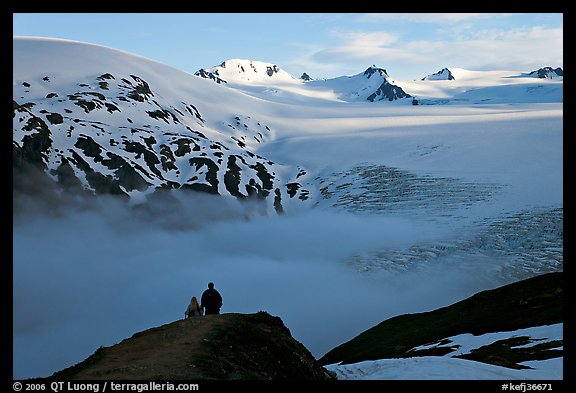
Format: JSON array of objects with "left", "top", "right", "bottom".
[{"left": 327, "top": 323, "right": 563, "bottom": 380}]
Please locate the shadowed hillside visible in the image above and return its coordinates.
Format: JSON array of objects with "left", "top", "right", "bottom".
[
  {"left": 46, "top": 312, "right": 335, "bottom": 380},
  {"left": 319, "top": 272, "right": 563, "bottom": 368}
]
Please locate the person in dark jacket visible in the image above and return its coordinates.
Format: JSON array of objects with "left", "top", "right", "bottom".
[{"left": 201, "top": 282, "right": 223, "bottom": 315}]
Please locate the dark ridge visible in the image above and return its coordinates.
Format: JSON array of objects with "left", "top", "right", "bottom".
[{"left": 319, "top": 272, "right": 562, "bottom": 366}]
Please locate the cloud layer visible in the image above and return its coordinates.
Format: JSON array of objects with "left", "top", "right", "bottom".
[{"left": 13, "top": 192, "right": 500, "bottom": 379}]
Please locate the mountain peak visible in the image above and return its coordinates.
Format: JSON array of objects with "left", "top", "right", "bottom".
[
  {"left": 300, "top": 72, "right": 313, "bottom": 81},
  {"left": 354, "top": 66, "right": 410, "bottom": 102},
  {"left": 422, "top": 67, "right": 455, "bottom": 81},
  {"left": 363, "top": 66, "right": 389, "bottom": 79},
  {"left": 528, "top": 66, "right": 563, "bottom": 79}
]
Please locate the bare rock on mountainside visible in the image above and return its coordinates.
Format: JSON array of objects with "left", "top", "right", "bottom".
[
  {"left": 528, "top": 67, "right": 563, "bottom": 79},
  {"left": 46, "top": 312, "right": 335, "bottom": 380}
]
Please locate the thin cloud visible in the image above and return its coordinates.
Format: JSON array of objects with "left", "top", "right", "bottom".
[
  {"left": 357, "top": 13, "right": 517, "bottom": 24},
  {"left": 311, "top": 26, "right": 562, "bottom": 77},
  {"left": 312, "top": 29, "right": 413, "bottom": 66},
  {"left": 340, "top": 30, "right": 399, "bottom": 47}
]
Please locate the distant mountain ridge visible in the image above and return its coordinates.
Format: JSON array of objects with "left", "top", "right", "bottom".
[
  {"left": 195, "top": 61, "right": 412, "bottom": 103},
  {"left": 195, "top": 60, "right": 562, "bottom": 105},
  {"left": 12, "top": 38, "right": 564, "bottom": 218}
]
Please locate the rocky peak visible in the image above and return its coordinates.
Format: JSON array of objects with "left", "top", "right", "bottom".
[
  {"left": 422, "top": 68, "right": 455, "bottom": 81},
  {"left": 529, "top": 67, "right": 563, "bottom": 79},
  {"left": 363, "top": 66, "right": 389, "bottom": 79}
]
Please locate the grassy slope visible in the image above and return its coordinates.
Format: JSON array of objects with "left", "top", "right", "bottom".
[{"left": 319, "top": 272, "right": 563, "bottom": 366}]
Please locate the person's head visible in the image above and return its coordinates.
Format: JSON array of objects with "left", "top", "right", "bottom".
[
  {"left": 208, "top": 282, "right": 214, "bottom": 289},
  {"left": 191, "top": 296, "right": 198, "bottom": 305}
]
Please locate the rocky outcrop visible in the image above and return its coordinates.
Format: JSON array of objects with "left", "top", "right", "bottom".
[
  {"left": 528, "top": 67, "right": 563, "bottom": 79},
  {"left": 46, "top": 312, "right": 335, "bottom": 380},
  {"left": 362, "top": 66, "right": 412, "bottom": 102},
  {"left": 194, "top": 68, "right": 227, "bottom": 84}
]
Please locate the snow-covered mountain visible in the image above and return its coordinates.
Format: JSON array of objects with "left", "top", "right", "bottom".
[
  {"left": 402, "top": 67, "right": 563, "bottom": 105},
  {"left": 196, "top": 61, "right": 412, "bottom": 103},
  {"left": 195, "top": 59, "right": 297, "bottom": 84},
  {"left": 194, "top": 60, "right": 562, "bottom": 106},
  {"left": 306, "top": 66, "right": 412, "bottom": 102},
  {"left": 13, "top": 37, "right": 563, "bottom": 381},
  {"left": 422, "top": 67, "right": 455, "bottom": 81},
  {"left": 13, "top": 38, "right": 311, "bottom": 214}
]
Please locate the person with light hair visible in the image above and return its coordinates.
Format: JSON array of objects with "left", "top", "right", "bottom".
[{"left": 184, "top": 296, "right": 203, "bottom": 318}]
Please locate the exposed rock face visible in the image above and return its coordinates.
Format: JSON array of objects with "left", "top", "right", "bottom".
[
  {"left": 528, "top": 67, "right": 563, "bottom": 79},
  {"left": 363, "top": 66, "right": 412, "bottom": 102},
  {"left": 194, "top": 68, "right": 227, "bottom": 84},
  {"left": 266, "top": 65, "right": 280, "bottom": 77},
  {"left": 46, "top": 312, "right": 335, "bottom": 380},
  {"left": 366, "top": 80, "right": 411, "bottom": 102}
]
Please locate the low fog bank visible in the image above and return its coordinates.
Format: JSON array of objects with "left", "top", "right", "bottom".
[
  {"left": 13, "top": 179, "right": 272, "bottom": 231},
  {"left": 13, "top": 191, "right": 525, "bottom": 379}
]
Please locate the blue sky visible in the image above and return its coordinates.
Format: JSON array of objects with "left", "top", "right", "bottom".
[{"left": 13, "top": 13, "right": 563, "bottom": 80}]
